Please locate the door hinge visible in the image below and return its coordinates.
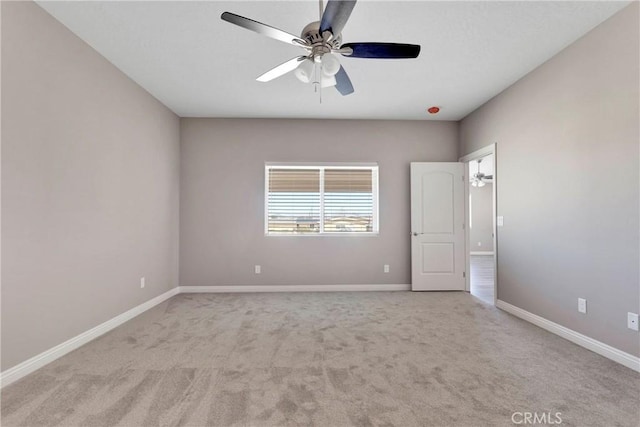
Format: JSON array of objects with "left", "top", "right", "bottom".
[
  {"left": 463, "top": 272, "right": 466, "bottom": 278},
  {"left": 462, "top": 223, "right": 465, "bottom": 229}
]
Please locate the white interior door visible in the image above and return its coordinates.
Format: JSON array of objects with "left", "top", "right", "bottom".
[{"left": 411, "top": 162, "right": 465, "bottom": 291}]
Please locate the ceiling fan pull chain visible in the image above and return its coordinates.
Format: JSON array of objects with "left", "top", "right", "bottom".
[
  {"left": 319, "top": 63, "right": 323, "bottom": 104},
  {"left": 313, "top": 62, "right": 318, "bottom": 93}
]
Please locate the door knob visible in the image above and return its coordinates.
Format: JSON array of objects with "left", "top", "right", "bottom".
[{"left": 412, "top": 232, "right": 419, "bottom": 236}]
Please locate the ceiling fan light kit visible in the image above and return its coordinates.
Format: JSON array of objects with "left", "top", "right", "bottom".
[{"left": 221, "top": 0, "right": 421, "bottom": 97}]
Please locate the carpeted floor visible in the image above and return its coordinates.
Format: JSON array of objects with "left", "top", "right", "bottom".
[{"left": 1, "top": 292, "right": 638, "bottom": 427}]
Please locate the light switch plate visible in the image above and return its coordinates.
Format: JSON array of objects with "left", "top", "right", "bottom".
[
  {"left": 628, "top": 312, "right": 639, "bottom": 331},
  {"left": 497, "top": 216, "right": 504, "bottom": 227},
  {"left": 254, "top": 265, "right": 261, "bottom": 274},
  {"left": 578, "top": 298, "right": 587, "bottom": 314}
]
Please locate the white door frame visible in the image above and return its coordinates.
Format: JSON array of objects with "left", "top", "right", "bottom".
[{"left": 459, "top": 143, "right": 497, "bottom": 304}]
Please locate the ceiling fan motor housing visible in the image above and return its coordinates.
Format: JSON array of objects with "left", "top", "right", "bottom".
[{"left": 301, "top": 21, "right": 342, "bottom": 54}]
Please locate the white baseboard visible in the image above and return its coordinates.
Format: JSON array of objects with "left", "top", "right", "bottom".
[
  {"left": 0, "top": 287, "right": 180, "bottom": 388},
  {"left": 470, "top": 251, "right": 494, "bottom": 255},
  {"left": 179, "top": 284, "right": 410, "bottom": 293},
  {"left": 496, "top": 299, "right": 640, "bottom": 372}
]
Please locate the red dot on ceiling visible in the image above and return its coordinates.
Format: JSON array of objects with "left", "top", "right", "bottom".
[{"left": 427, "top": 106, "right": 440, "bottom": 114}]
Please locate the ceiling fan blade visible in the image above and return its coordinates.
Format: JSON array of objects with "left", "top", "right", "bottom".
[
  {"left": 221, "top": 12, "right": 307, "bottom": 47},
  {"left": 483, "top": 175, "right": 493, "bottom": 180},
  {"left": 334, "top": 65, "right": 354, "bottom": 95},
  {"left": 341, "top": 42, "right": 421, "bottom": 59},
  {"left": 320, "top": 1, "right": 357, "bottom": 37},
  {"left": 256, "top": 56, "right": 307, "bottom": 82}
]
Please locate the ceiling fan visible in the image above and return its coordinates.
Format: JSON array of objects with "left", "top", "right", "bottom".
[
  {"left": 471, "top": 158, "right": 493, "bottom": 187},
  {"left": 221, "top": 0, "right": 421, "bottom": 96}
]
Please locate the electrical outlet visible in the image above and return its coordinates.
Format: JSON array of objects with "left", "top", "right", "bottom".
[
  {"left": 628, "top": 312, "right": 639, "bottom": 331},
  {"left": 255, "top": 265, "right": 261, "bottom": 274},
  {"left": 140, "top": 277, "right": 145, "bottom": 289},
  {"left": 578, "top": 298, "right": 587, "bottom": 314},
  {"left": 383, "top": 264, "right": 390, "bottom": 273},
  {"left": 477, "top": 242, "right": 482, "bottom": 247}
]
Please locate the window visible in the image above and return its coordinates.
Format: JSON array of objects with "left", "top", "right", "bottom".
[{"left": 265, "top": 163, "right": 379, "bottom": 235}]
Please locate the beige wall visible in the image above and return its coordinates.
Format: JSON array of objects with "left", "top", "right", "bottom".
[
  {"left": 1, "top": 2, "right": 180, "bottom": 370},
  {"left": 460, "top": 3, "right": 639, "bottom": 356},
  {"left": 180, "top": 118, "right": 458, "bottom": 287},
  {"left": 3, "top": 0, "right": 637, "bottom": 373},
  {"left": 470, "top": 182, "right": 493, "bottom": 252}
]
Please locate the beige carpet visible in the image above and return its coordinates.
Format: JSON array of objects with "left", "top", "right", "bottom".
[{"left": 1, "top": 292, "right": 638, "bottom": 427}]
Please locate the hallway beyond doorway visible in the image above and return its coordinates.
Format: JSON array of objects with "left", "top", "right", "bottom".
[{"left": 470, "top": 254, "right": 494, "bottom": 304}]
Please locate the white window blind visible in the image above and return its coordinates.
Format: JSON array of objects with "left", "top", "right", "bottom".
[
  {"left": 265, "top": 164, "right": 378, "bottom": 235},
  {"left": 324, "top": 169, "right": 374, "bottom": 233},
  {"left": 267, "top": 168, "right": 320, "bottom": 234}
]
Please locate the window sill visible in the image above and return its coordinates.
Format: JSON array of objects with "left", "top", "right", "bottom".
[{"left": 265, "top": 232, "right": 379, "bottom": 237}]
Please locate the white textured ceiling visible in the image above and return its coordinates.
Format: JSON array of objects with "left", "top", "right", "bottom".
[{"left": 36, "top": 1, "right": 629, "bottom": 120}]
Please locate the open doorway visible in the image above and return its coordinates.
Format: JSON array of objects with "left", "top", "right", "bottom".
[{"left": 460, "top": 144, "right": 497, "bottom": 305}]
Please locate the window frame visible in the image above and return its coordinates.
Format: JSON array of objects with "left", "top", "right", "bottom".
[{"left": 264, "top": 162, "right": 379, "bottom": 237}]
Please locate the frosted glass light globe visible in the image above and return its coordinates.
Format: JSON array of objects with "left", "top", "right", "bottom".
[
  {"left": 294, "top": 59, "right": 314, "bottom": 83},
  {"left": 321, "top": 74, "right": 336, "bottom": 88},
  {"left": 321, "top": 53, "right": 340, "bottom": 76}
]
